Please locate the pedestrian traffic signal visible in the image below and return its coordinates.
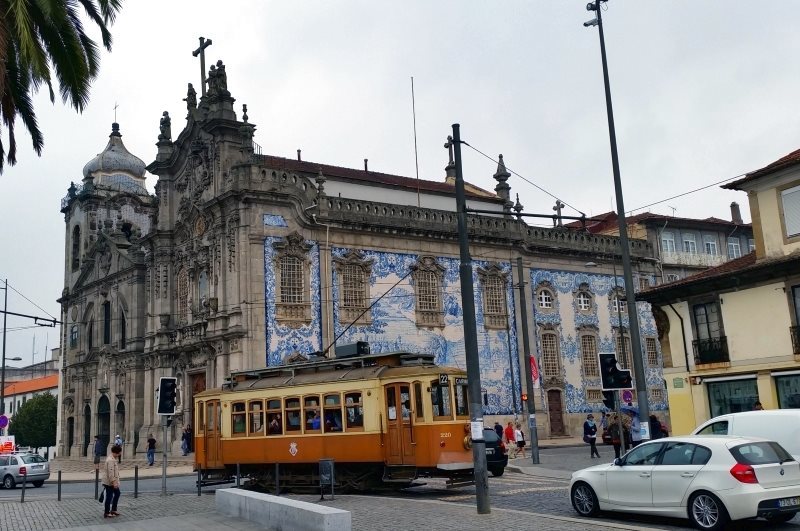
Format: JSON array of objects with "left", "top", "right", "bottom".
[
  {"left": 521, "top": 393, "right": 528, "bottom": 402},
  {"left": 602, "top": 391, "right": 615, "bottom": 409},
  {"left": 157, "top": 377, "right": 178, "bottom": 415},
  {"left": 599, "top": 353, "right": 632, "bottom": 391}
]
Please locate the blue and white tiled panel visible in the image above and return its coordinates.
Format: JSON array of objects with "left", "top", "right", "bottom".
[
  {"left": 263, "top": 236, "right": 322, "bottom": 366},
  {"left": 263, "top": 214, "right": 289, "bottom": 227},
  {"left": 329, "top": 247, "right": 521, "bottom": 415}
]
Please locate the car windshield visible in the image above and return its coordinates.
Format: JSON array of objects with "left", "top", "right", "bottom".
[
  {"left": 730, "top": 442, "right": 794, "bottom": 465},
  {"left": 483, "top": 429, "right": 499, "bottom": 442},
  {"left": 21, "top": 455, "right": 46, "bottom": 464}
]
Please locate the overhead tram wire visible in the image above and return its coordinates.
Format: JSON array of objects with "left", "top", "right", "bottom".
[
  {"left": 461, "top": 141, "right": 586, "bottom": 217},
  {"left": 0, "top": 279, "right": 59, "bottom": 320},
  {"left": 626, "top": 172, "right": 747, "bottom": 214}
]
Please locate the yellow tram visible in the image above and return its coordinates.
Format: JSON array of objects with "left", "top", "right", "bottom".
[{"left": 193, "top": 350, "right": 476, "bottom": 490}]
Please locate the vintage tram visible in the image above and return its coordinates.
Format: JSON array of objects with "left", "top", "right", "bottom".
[{"left": 193, "top": 349, "right": 476, "bottom": 490}]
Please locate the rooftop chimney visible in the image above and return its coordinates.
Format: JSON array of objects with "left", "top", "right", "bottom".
[
  {"left": 364, "top": 158, "right": 368, "bottom": 172},
  {"left": 297, "top": 149, "right": 302, "bottom": 161},
  {"left": 730, "top": 202, "right": 743, "bottom": 224}
]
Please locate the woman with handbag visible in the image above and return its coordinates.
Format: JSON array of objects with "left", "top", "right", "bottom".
[{"left": 583, "top": 414, "right": 601, "bottom": 458}]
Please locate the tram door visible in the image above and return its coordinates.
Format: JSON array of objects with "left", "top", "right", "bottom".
[
  {"left": 384, "top": 383, "right": 415, "bottom": 465},
  {"left": 204, "top": 400, "right": 223, "bottom": 469}
]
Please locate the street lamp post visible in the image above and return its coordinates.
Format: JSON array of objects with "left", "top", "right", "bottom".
[{"left": 583, "top": 0, "right": 650, "bottom": 434}]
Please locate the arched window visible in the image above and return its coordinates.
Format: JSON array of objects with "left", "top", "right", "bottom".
[
  {"left": 576, "top": 291, "right": 592, "bottom": 312},
  {"left": 478, "top": 264, "right": 508, "bottom": 329},
  {"left": 71, "top": 226, "right": 81, "bottom": 271},
  {"left": 119, "top": 309, "right": 126, "bottom": 349},
  {"left": 412, "top": 256, "right": 445, "bottom": 327},
  {"left": 538, "top": 289, "right": 553, "bottom": 309},
  {"left": 540, "top": 332, "right": 561, "bottom": 377},
  {"left": 177, "top": 267, "right": 189, "bottom": 324},
  {"left": 273, "top": 232, "right": 312, "bottom": 326}
]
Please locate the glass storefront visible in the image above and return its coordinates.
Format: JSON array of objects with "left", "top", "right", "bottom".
[
  {"left": 707, "top": 378, "right": 758, "bottom": 417},
  {"left": 776, "top": 374, "right": 800, "bottom": 409}
]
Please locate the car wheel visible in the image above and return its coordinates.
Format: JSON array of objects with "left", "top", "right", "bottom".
[
  {"left": 765, "top": 512, "right": 797, "bottom": 524},
  {"left": 688, "top": 491, "right": 729, "bottom": 531},
  {"left": 571, "top": 482, "right": 599, "bottom": 517},
  {"left": 2, "top": 475, "right": 15, "bottom": 489},
  {"left": 32, "top": 481, "right": 44, "bottom": 488},
  {"left": 489, "top": 467, "right": 505, "bottom": 477}
]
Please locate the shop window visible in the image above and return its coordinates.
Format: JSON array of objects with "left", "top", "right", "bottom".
[
  {"left": 248, "top": 400, "right": 264, "bottom": 436},
  {"left": 430, "top": 379, "right": 452, "bottom": 419},
  {"left": 285, "top": 397, "right": 301, "bottom": 432},
  {"left": 776, "top": 374, "right": 800, "bottom": 408},
  {"left": 454, "top": 378, "right": 469, "bottom": 418},
  {"left": 707, "top": 379, "right": 758, "bottom": 417},
  {"left": 231, "top": 402, "right": 246, "bottom": 435},
  {"left": 304, "top": 395, "right": 321, "bottom": 432},
  {"left": 323, "top": 394, "right": 343, "bottom": 433},
  {"left": 345, "top": 392, "right": 364, "bottom": 430},
  {"left": 267, "top": 399, "right": 283, "bottom": 435}
]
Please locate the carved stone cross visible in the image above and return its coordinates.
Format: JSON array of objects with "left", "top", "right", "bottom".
[
  {"left": 553, "top": 199, "right": 565, "bottom": 227},
  {"left": 192, "top": 37, "right": 213, "bottom": 97},
  {"left": 444, "top": 135, "right": 454, "bottom": 165}
]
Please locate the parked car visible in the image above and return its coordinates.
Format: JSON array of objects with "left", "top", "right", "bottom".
[
  {"left": 0, "top": 453, "right": 50, "bottom": 489},
  {"left": 692, "top": 410, "right": 800, "bottom": 459},
  {"left": 570, "top": 436, "right": 800, "bottom": 530},
  {"left": 483, "top": 427, "right": 508, "bottom": 477}
]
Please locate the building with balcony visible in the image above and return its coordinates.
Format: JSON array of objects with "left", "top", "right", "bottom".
[
  {"left": 570, "top": 207, "right": 754, "bottom": 286},
  {"left": 639, "top": 148, "right": 800, "bottom": 435}
]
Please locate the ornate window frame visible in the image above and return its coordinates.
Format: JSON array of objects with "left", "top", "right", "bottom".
[
  {"left": 333, "top": 250, "right": 374, "bottom": 326},
  {"left": 273, "top": 232, "right": 312, "bottom": 327},
  {"left": 535, "top": 281, "right": 556, "bottom": 312},
  {"left": 478, "top": 263, "right": 509, "bottom": 330},
  {"left": 411, "top": 256, "right": 445, "bottom": 328},
  {"left": 609, "top": 286, "right": 627, "bottom": 314},
  {"left": 574, "top": 283, "right": 594, "bottom": 314},
  {"left": 579, "top": 329, "right": 600, "bottom": 378},
  {"left": 539, "top": 328, "right": 562, "bottom": 379}
]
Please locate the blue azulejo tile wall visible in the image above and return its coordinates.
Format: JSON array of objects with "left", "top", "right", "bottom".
[
  {"left": 328, "top": 248, "right": 521, "bottom": 415},
  {"left": 530, "top": 268, "right": 667, "bottom": 414}
]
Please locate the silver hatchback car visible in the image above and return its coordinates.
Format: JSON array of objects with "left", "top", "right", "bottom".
[{"left": 0, "top": 453, "right": 50, "bottom": 488}]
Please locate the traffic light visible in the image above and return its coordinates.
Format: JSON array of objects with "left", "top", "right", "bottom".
[
  {"left": 602, "top": 391, "right": 615, "bottom": 410},
  {"left": 157, "top": 377, "right": 178, "bottom": 415},
  {"left": 521, "top": 393, "right": 528, "bottom": 402},
  {"left": 599, "top": 353, "right": 632, "bottom": 391}
]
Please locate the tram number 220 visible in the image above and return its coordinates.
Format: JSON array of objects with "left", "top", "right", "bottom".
[{"left": 440, "top": 432, "right": 452, "bottom": 438}]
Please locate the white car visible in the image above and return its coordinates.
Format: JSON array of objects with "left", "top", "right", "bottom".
[{"left": 570, "top": 436, "right": 800, "bottom": 530}]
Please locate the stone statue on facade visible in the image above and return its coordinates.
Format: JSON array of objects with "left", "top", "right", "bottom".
[
  {"left": 215, "top": 60, "right": 228, "bottom": 96},
  {"left": 158, "top": 111, "right": 172, "bottom": 142},
  {"left": 183, "top": 83, "right": 197, "bottom": 112},
  {"left": 207, "top": 64, "right": 218, "bottom": 97}
]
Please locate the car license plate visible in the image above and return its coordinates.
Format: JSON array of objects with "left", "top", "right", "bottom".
[
  {"left": 779, "top": 497, "right": 800, "bottom": 508},
  {"left": 485, "top": 449, "right": 494, "bottom": 455},
  {"left": 31, "top": 465, "right": 43, "bottom": 470}
]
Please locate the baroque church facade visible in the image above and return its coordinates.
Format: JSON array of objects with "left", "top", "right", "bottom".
[{"left": 57, "top": 58, "right": 667, "bottom": 458}]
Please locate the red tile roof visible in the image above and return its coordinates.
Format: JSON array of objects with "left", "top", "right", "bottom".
[
  {"left": 2, "top": 375, "right": 59, "bottom": 396},
  {"left": 725, "top": 147, "right": 800, "bottom": 189},
  {"left": 256, "top": 155, "right": 502, "bottom": 201}
]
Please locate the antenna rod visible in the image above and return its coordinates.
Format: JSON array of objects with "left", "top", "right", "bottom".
[{"left": 411, "top": 77, "right": 421, "bottom": 208}]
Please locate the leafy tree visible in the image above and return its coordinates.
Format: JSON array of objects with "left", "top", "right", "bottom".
[
  {"left": 8, "top": 392, "right": 57, "bottom": 450},
  {"left": 0, "top": 0, "right": 123, "bottom": 172}
]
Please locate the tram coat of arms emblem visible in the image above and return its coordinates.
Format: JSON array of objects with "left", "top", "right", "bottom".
[{"left": 289, "top": 442, "right": 298, "bottom": 456}]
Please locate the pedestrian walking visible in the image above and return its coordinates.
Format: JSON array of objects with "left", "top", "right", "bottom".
[
  {"left": 114, "top": 434, "right": 123, "bottom": 463},
  {"left": 609, "top": 415, "right": 622, "bottom": 459},
  {"left": 583, "top": 414, "right": 601, "bottom": 458},
  {"left": 503, "top": 422, "right": 516, "bottom": 457},
  {"left": 102, "top": 444, "right": 122, "bottom": 518},
  {"left": 648, "top": 415, "right": 663, "bottom": 440},
  {"left": 146, "top": 433, "right": 156, "bottom": 466},
  {"left": 93, "top": 435, "right": 103, "bottom": 471},
  {"left": 181, "top": 427, "right": 190, "bottom": 456},
  {"left": 493, "top": 421, "right": 503, "bottom": 440},
  {"left": 514, "top": 423, "right": 526, "bottom": 459},
  {"left": 599, "top": 411, "right": 608, "bottom": 431}
]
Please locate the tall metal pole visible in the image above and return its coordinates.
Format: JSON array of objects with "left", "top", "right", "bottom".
[
  {"left": 1, "top": 279, "right": 8, "bottom": 435},
  {"left": 516, "top": 257, "right": 539, "bottom": 464},
  {"left": 161, "top": 417, "right": 168, "bottom": 496},
  {"left": 588, "top": 0, "right": 650, "bottom": 434},
  {"left": 452, "top": 123, "right": 490, "bottom": 514},
  {"left": 612, "top": 264, "right": 628, "bottom": 451}
]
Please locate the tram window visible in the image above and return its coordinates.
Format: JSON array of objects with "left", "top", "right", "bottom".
[
  {"left": 207, "top": 402, "right": 216, "bottom": 431},
  {"left": 304, "top": 395, "right": 321, "bottom": 432},
  {"left": 455, "top": 379, "right": 469, "bottom": 418},
  {"left": 267, "top": 399, "right": 283, "bottom": 435},
  {"left": 431, "top": 381, "right": 452, "bottom": 419},
  {"left": 232, "top": 402, "right": 247, "bottom": 435},
  {"left": 285, "top": 397, "right": 301, "bottom": 432},
  {"left": 345, "top": 392, "right": 364, "bottom": 430},
  {"left": 414, "top": 382, "right": 424, "bottom": 420},
  {"left": 196, "top": 401, "right": 204, "bottom": 433},
  {"left": 323, "top": 394, "right": 343, "bottom": 433},
  {"left": 248, "top": 400, "right": 264, "bottom": 435}
]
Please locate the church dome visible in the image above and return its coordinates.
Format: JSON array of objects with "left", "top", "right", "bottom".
[{"left": 82, "top": 123, "right": 146, "bottom": 181}]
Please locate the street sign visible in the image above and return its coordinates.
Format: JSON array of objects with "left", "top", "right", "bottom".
[
  {"left": 621, "top": 390, "right": 633, "bottom": 403},
  {"left": 0, "top": 415, "right": 8, "bottom": 429}
]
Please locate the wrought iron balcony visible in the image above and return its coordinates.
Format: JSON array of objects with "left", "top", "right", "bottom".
[
  {"left": 693, "top": 336, "right": 729, "bottom": 365},
  {"left": 792, "top": 326, "right": 800, "bottom": 355}
]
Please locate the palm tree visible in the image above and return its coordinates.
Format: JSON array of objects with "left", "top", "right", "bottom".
[{"left": 0, "top": 0, "right": 123, "bottom": 173}]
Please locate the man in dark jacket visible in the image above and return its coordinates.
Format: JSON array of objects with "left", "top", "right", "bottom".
[{"left": 649, "top": 415, "right": 663, "bottom": 440}]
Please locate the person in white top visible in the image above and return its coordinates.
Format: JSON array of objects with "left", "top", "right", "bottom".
[{"left": 513, "top": 423, "right": 526, "bottom": 459}]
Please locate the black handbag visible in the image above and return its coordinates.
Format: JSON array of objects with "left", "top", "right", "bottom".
[{"left": 99, "top": 489, "right": 105, "bottom": 503}]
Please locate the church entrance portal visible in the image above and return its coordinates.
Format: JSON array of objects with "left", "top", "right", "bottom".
[
  {"left": 97, "top": 396, "right": 110, "bottom": 455},
  {"left": 66, "top": 417, "right": 74, "bottom": 457},
  {"left": 83, "top": 405, "right": 91, "bottom": 457},
  {"left": 115, "top": 400, "right": 125, "bottom": 447}
]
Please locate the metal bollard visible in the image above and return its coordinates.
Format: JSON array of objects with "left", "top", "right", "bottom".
[
  {"left": 57, "top": 470, "right": 62, "bottom": 501},
  {"left": 20, "top": 473, "right": 25, "bottom": 503},
  {"left": 236, "top": 463, "right": 240, "bottom": 488},
  {"left": 134, "top": 465, "right": 138, "bottom": 499},
  {"left": 94, "top": 468, "right": 99, "bottom": 499},
  {"left": 197, "top": 469, "right": 202, "bottom": 497}
]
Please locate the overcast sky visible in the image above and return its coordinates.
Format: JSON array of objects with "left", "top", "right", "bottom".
[{"left": 1, "top": 1, "right": 797, "bottom": 368}]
